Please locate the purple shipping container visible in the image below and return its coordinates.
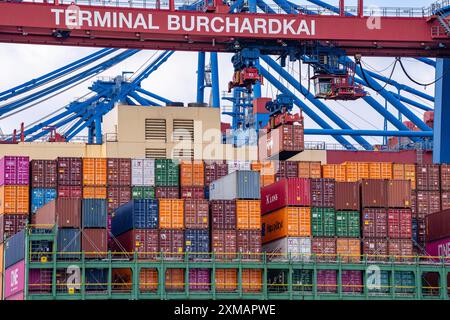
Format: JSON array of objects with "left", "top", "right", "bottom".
[
  {"left": 342, "top": 271, "right": 363, "bottom": 293},
  {"left": 317, "top": 270, "right": 337, "bottom": 293},
  {"left": 28, "top": 269, "right": 52, "bottom": 293},
  {"left": 189, "top": 269, "right": 211, "bottom": 291},
  {"left": 0, "top": 156, "right": 29, "bottom": 186}
]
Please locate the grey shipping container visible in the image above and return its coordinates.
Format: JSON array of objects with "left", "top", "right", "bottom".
[
  {"left": 4, "top": 229, "right": 26, "bottom": 269},
  {"left": 209, "top": 170, "right": 260, "bottom": 200},
  {"left": 82, "top": 199, "right": 107, "bottom": 228}
]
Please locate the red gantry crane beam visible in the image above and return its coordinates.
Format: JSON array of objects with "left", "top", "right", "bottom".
[{"left": 0, "top": 2, "right": 449, "bottom": 57}]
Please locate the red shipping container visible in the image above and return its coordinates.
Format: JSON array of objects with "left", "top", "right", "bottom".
[
  {"left": 184, "top": 199, "right": 209, "bottom": 229},
  {"left": 441, "top": 164, "right": 450, "bottom": 191},
  {"left": 361, "top": 179, "right": 387, "bottom": 208},
  {"left": 417, "top": 191, "right": 441, "bottom": 218},
  {"left": 57, "top": 157, "right": 82, "bottom": 186},
  {"left": 411, "top": 191, "right": 417, "bottom": 217},
  {"left": 362, "top": 208, "right": 387, "bottom": 238},
  {"left": 110, "top": 229, "right": 159, "bottom": 260},
  {"left": 261, "top": 178, "right": 311, "bottom": 215},
  {"left": 442, "top": 192, "right": 450, "bottom": 211},
  {"left": 57, "top": 186, "right": 82, "bottom": 199},
  {"left": 312, "top": 238, "right": 336, "bottom": 262},
  {"left": 335, "top": 182, "right": 360, "bottom": 211},
  {"left": 342, "top": 271, "right": 363, "bottom": 293},
  {"left": 311, "top": 178, "right": 335, "bottom": 208},
  {"left": 210, "top": 200, "right": 236, "bottom": 230},
  {"left": 388, "top": 239, "right": 413, "bottom": 262},
  {"left": 82, "top": 228, "right": 108, "bottom": 259},
  {"left": 260, "top": 123, "right": 304, "bottom": 160},
  {"left": 317, "top": 270, "right": 337, "bottom": 293},
  {"left": 416, "top": 218, "right": 426, "bottom": 245},
  {"left": 204, "top": 160, "right": 228, "bottom": 186},
  {"left": 107, "top": 186, "right": 131, "bottom": 213},
  {"left": 107, "top": 158, "right": 131, "bottom": 186},
  {"left": 30, "top": 160, "right": 57, "bottom": 188},
  {"left": 159, "top": 229, "right": 184, "bottom": 260},
  {"left": 155, "top": 187, "right": 179, "bottom": 199},
  {"left": 426, "top": 209, "right": 450, "bottom": 242},
  {"left": 237, "top": 230, "right": 262, "bottom": 260},
  {"left": 180, "top": 187, "right": 205, "bottom": 199},
  {"left": 387, "top": 180, "right": 411, "bottom": 208},
  {"left": 416, "top": 164, "right": 440, "bottom": 191},
  {"left": 388, "top": 209, "right": 412, "bottom": 239},
  {"left": 363, "top": 239, "right": 388, "bottom": 261},
  {"left": 33, "top": 198, "right": 81, "bottom": 228},
  {"left": 274, "top": 161, "right": 299, "bottom": 181},
  {"left": 0, "top": 214, "right": 27, "bottom": 243},
  {"left": 212, "top": 229, "right": 237, "bottom": 260},
  {"left": 165, "top": 269, "right": 185, "bottom": 292}
]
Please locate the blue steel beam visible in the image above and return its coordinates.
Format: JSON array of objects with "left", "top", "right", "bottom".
[
  {"left": 260, "top": 67, "right": 356, "bottom": 150},
  {"left": 390, "top": 92, "right": 433, "bottom": 111},
  {"left": 0, "top": 48, "right": 117, "bottom": 102},
  {"left": 197, "top": 52, "right": 206, "bottom": 104},
  {"left": 261, "top": 55, "right": 373, "bottom": 150},
  {"left": 66, "top": 115, "right": 96, "bottom": 142},
  {"left": 416, "top": 58, "right": 436, "bottom": 67},
  {"left": 272, "top": 0, "right": 297, "bottom": 14},
  {"left": 229, "top": 0, "right": 245, "bottom": 13},
  {"left": 26, "top": 112, "right": 83, "bottom": 142},
  {"left": 63, "top": 111, "right": 94, "bottom": 138},
  {"left": 305, "top": 129, "right": 433, "bottom": 137},
  {"left": 306, "top": 0, "right": 354, "bottom": 16},
  {"left": 256, "top": 0, "right": 276, "bottom": 13},
  {"left": 128, "top": 92, "right": 156, "bottom": 106},
  {"left": 433, "top": 59, "right": 450, "bottom": 164},
  {"left": 210, "top": 52, "right": 220, "bottom": 108},
  {"left": 134, "top": 87, "right": 173, "bottom": 105}
]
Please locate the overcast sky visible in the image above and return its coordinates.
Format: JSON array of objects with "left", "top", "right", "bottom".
[{"left": 0, "top": 0, "right": 438, "bottom": 146}]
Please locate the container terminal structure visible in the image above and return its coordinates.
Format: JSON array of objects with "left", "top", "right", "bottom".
[{"left": 0, "top": 0, "right": 450, "bottom": 301}]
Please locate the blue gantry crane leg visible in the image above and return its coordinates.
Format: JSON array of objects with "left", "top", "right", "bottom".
[
  {"left": 211, "top": 53, "right": 221, "bottom": 108},
  {"left": 197, "top": 52, "right": 206, "bottom": 104},
  {"left": 433, "top": 58, "right": 450, "bottom": 163}
]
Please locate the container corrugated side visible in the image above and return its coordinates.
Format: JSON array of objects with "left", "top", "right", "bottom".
[
  {"left": 4, "top": 229, "right": 25, "bottom": 269},
  {"left": 31, "top": 188, "right": 57, "bottom": 214},
  {"left": 82, "top": 199, "right": 107, "bottom": 228},
  {"left": 361, "top": 179, "right": 387, "bottom": 208},
  {"left": 82, "top": 228, "right": 108, "bottom": 259},
  {"left": 261, "top": 207, "right": 311, "bottom": 244},
  {"left": 57, "top": 228, "right": 81, "bottom": 259},
  {"left": 111, "top": 199, "right": 159, "bottom": 236},
  {"left": 209, "top": 170, "right": 260, "bottom": 200},
  {"left": 387, "top": 180, "right": 411, "bottom": 208},
  {"left": 131, "top": 159, "right": 155, "bottom": 186},
  {"left": 3, "top": 260, "right": 25, "bottom": 299},
  {"left": 262, "top": 237, "right": 311, "bottom": 261},
  {"left": 426, "top": 209, "right": 450, "bottom": 242},
  {"left": 110, "top": 229, "right": 159, "bottom": 260},
  {"left": 107, "top": 158, "right": 131, "bottom": 186},
  {"left": 335, "top": 182, "right": 360, "bottom": 211},
  {"left": 260, "top": 178, "right": 310, "bottom": 214},
  {"left": 30, "top": 160, "right": 57, "bottom": 188},
  {"left": 34, "top": 198, "right": 81, "bottom": 228}
]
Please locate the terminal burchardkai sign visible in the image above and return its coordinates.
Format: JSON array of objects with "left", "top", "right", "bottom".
[{"left": 50, "top": 7, "right": 316, "bottom": 36}]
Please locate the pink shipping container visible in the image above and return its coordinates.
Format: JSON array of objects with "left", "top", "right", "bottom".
[
  {"left": 317, "top": 270, "right": 337, "bottom": 293},
  {"left": 57, "top": 186, "right": 82, "bottom": 199},
  {"left": 425, "top": 237, "right": 450, "bottom": 259},
  {"left": 57, "top": 157, "right": 83, "bottom": 186},
  {"left": 180, "top": 187, "right": 205, "bottom": 199},
  {"left": 189, "top": 269, "right": 211, "bottom": 291},
  {"left": 312, "top": 238, "right": 336, "bottom": 262},
  {"left": 362, "top": 239, "right": 388, "bottom": 261},
  {"left": 3, "top": 260, "right": 25, "bottom": 299},
  {"left": 184, "top": 199, "right": 209, "bottom": 229},
  {"left": 417, "top": 191, "right": 441, "bottom": 218},
  {"left": 5, "top": 292, "right": 24, "bottom": 300},
  {"left": 212, "top": 229, "right": 237, "bottom": 260},
  {"left": 388, "top": 209, "right": 412, "bottom": 239},
  {"left": 261, "top": 178, "right": 311, "bottom": 215},
  {"left": 110, "top": 229, "right": 159, "bottom": 260},
  {"left": 362, "top": 208, "right": 387, "bottom": 238},
  {"left": 159, "top": 229, "right": 184, "bottom": 260},
  {"left": 28, "top": 269, "right": 52, "bottom": 293},
  {"left": 388, "top": 239, "right": 413, "bottom": 262},
  {"left": 237, "top": 230, "right": 262, "bottom": 260},
  {"left": 0, "top": 156, "right": 29, "bottom": 186},
  {"left": 342, "top": 271, "right": 363, "bottom": 293},
  {"left": 210, "top": 200, "right": 236, "bottom": 230}
]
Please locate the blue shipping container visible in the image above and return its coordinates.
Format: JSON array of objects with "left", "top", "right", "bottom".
[
  {"left": 57, "top": 228, "right": 81, "bottom": 259},
  {"left": 31, "top": 188, "right": 57, "bottom": 213},
  {"left": 184, "top": 229, "right": 209, "bottom": 259},
  {"left": 4, "top": 229, "right": 26, "bottom": 269},
  {"left": 412, "top": 218, "right": 418, "bottom": 244},
  {"left": 86, "top": 268, "right": 108, "bottom": 291},
  {"left": 111, "top": 199, "right": 158, "bottom": 237},
  {"left": 82, "top": 199, "right": 107, "bottom": 228}
]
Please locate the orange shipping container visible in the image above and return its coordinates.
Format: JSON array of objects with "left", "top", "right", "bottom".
[
  {"left": 140, "top": 268, "right": 158, "bottom": 292},
  {"left": 159, "top": 199, "right": 184, "bottom": 229},
  {"left": 393, "top": 163, "right": 416, "bottom": 189},
  {"left": 322, "top": 164, "right": 336, "bottom": 179},
  {"left": 165, "top": 268, "right": 185, "bottom": 291},
  {"left": 242, "top": 269, "right": 263, "bottom": 292},
  {"left": 336, "top": 238, "right": 361, "bottom": 263},
  {"left": 251, "top": 161, "right": 276, "bottom": 187},
  {"left": 262, "top": 207, "right": 311, "bottom": 244},
  {"left": 236, "top": 200, "right": 261, "bottom": 230},
  {"left": 215, "top": 269, "right": 237, "bottom": 292},
  {"left": 82, "top": 158, "right": 107, "bottom": 186},
  {"left": 0, "top": 185, "right": 29, "bottom": 214},
  {"left": 344, "top": 162, "right": 369, "bottom": 182},
  {"left": 368, "top": 162, "right": 393, "bottom": 180},
  {"left": 180, "top": 161, "right": 205, "bottom": 187},
  {"left": 83, "top": 186, "right": 107, "bottom": 199},
  {"left": 298, "top": 161, "right": 322, "bottom": 179}
]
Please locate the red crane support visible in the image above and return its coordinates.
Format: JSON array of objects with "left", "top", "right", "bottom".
[{"left": 0, "top": 3, "right": 448, "bottom": 57}]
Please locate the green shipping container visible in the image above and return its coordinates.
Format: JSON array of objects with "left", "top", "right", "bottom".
[
  {"left": 131, "top": 186, "right": 155, "bottom": 199},
  {"left": 155, "top": 159, "right": 179, "bottom": 187},
  {"left": 311, "top": 208, "right": 335, "bottom": 237},
  {"left": 336, "top": 211, "right": 360, "bottom": 238}
]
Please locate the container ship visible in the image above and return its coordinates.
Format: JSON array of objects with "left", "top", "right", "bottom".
[{"left": 0, "top": 0, "right": 449, "bottom": 301}]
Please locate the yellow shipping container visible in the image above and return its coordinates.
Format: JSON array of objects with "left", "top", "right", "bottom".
[
  {"left": 336, "top": 238, "right": 361, "bottom": 263},
  {"left": 236, "top": 200, "right": 261, "bottom": 230},
  {"left": 262, "top": 207, "right": 311, "bottom": 244},
  {"left": 82, "top": 158, "right": 107, "bottom": 186},
  {"left": 159, "top": 199, "right": 184, "bottom": 229},
  {"left": 0, "top": 185, "right": 29, "bottom": 214}
]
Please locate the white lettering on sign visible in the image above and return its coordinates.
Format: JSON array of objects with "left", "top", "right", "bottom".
[
  {"left": 10, "top": 268, "right": 19, "bottom": 288},
  {"left": 50, "top": 9, "right": 316, "bottom": 36}
]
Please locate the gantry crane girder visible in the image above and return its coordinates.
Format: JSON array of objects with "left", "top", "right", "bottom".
[{"left": 0, "top": 2, "right": 450, "bottom": 57}]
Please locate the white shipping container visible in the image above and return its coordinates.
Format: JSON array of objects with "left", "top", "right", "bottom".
[
  {"left": 209, "top": 170, "right": 260, "bottom": 200},
  {"left": 227, "top": 160, "right": 251, "bottom": 174},
  {"left": 263, "top": 237, "right": 311, "bottom": 262},
  {"left": 131, "top": 159, "right": 155, "bottom": 186}
]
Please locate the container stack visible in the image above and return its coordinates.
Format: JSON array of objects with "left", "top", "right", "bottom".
[
  {"left": 82, "top": 158, "right": 108, "bottom": 260},
  {"left": 0, "top": 156, "right": 29, "bottom": 243},
  {"left": 155, "top": 159, "right": 179, "bottom": 199},
  {"left": 180, "top": 160, "right": 205, "bottom": 200},
  {"left": 30, "top": 160, "right": 57, "bottom": 214},
  {"left": 131, "top": 159, "right": 155, "bottom": 200},
  {"left": 210, "top": 170, "right": 262, "bottom": 293},
  {"left": 2, "top": 230, "right": 26, "bottom": 300}
]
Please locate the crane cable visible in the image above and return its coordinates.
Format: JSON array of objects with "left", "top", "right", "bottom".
[
  {"left": 397, "top": 57, "right": 450, "bottom": 87},
  {"left": 356, "top": 56, "right": 398, "bottom": 93}
]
